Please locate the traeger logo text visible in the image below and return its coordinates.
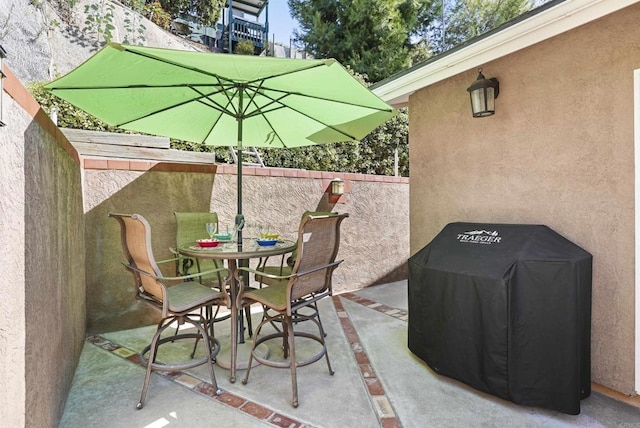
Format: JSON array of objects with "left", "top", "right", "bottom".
[{"left": 457, "top": 230, "right": 501, "bottom": 245}]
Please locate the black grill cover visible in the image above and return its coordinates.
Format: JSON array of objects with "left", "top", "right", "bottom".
[{"left": 408, "top": 222, "right": 592, "bottom": 415}]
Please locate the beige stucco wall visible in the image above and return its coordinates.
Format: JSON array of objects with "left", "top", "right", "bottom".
[
  {"left": 0, "top": 80, "right": 28, "bottom": 428},
  {"left": 0, "top": 68, "right": 86, "bottom": 427},
  {"left": 85, "top": 168, "right": 409, "bottom": 333},
  {"left": 85, "top": 168, "right": 218, "bottom": 332},
  {"left": 211, "top": 174, "right": 409, "bottom": 293},
  {"left": 409, "top": 5, "right": 640, "bottom": 394}
]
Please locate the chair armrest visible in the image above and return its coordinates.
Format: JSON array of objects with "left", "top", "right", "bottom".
[
  {"left": 236, "top": 266, "right": 294, "bottom": 281},
  {"left": 237, "top": 260, "right": 343, "bottom": 282},
  {"left": 293, "top": 260, "right": 343, "bottom": 278},
  {"left": 155, "top": 256, "right": 180, "bottom": 265},
  {"left": 159, "top": 267, "right": 227, "bottom": 282},
  {"left": 124, "top": 263, "right": 226, "bottom": 282}
]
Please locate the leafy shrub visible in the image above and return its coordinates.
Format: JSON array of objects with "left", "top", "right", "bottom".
[
  {"left": 143, "top": 1, "right": 171, "bottom": 30},
  {"left": 235, "top": 39, "right": 255, "bottom": 55},
  {"left": 29, "top": 80, "right": 121, "bottom": 132}
]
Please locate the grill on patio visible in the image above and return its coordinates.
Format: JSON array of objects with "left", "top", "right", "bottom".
[{"left": 408, "top": 222, "right": 592, "bottom": 415}]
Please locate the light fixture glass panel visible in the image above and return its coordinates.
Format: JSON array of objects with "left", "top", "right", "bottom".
[
  {"left": 331, "top": 179, "right": 345, "bottom": 195},
  {"left": 471, "top": 90, "right": 485, "bottom": 115}
]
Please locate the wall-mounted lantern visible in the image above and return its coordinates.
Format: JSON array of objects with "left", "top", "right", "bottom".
[
  {"left": 0, "top": 44, "right": 6, "bottom": 127},
  {"left": 330, "top": 178, "right": 345, "bottom": 196},
  {"left": 467, "top": 68, "right": 499, "bottom": 118}
]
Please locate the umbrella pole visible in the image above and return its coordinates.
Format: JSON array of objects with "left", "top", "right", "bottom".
[
  {"left": 236, "top": 90, "right": 248, "bottom": 345},
  {"left": 236, "top": 87, "right": 245, "bottom": 242}
]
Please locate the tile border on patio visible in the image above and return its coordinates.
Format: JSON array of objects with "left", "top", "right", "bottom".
[
  {"left": 338, "top": 293, "right": 408, "bottom": 322},
  {"left": 85, "top": 335, "right": 314, "bottom": 428},
  {"left": 83, "top": 290, "right": 412, "bottom": 428},
  {"left": 332, "top": 295, "right": 403, "bottom": 428}
]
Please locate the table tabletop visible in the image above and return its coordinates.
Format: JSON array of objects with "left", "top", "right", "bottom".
[{"left": 178, "top": 239, "right": 297, "bottom": 260}]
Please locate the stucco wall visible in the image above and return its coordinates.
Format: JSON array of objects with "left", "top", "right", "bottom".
[
  {"left": 211, "top": 174, "right": 409, "bottom": 293},
  {"left": 0, "top": 78, "right": 28, "bottom": 428},
  {"left": 0, "top": 67, "right": 86, "bottom": 427},
  {"left": 84, "top": 165, "right": 409, "bottom": 333},
  {"left": 409, "top": 5, "right": 640, "bottom": 394}
]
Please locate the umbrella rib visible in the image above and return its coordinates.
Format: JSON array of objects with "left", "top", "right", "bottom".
[
  {"left": 242, "top": 81, "right": 394, "bottom": 113},
  {"left": 241, "top": 84, "right": 372, "bottom": 142},
  {"left": 191, "top": 85, "right": 239, "bottom": 118},
  {"left": 113, "top": 87, "right": 232, "bottom": 127},
  {"left": 192, "top": 78, "right": 245, "bottom": 144}
]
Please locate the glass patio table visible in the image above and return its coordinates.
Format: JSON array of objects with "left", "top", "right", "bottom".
[{"left": 178, "top": 238, "right": 297, "bottom": 383}]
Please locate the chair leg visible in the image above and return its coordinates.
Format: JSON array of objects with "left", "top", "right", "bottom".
[
  {"left": 318, "top": 315, "right": 334, "bottom": 376},
  {"left": 241, "top": 315, "right": 265, "bottom": 386},
  {"left": 190, "top": 315, "right": 222, "bottom": 395},
  {"left": 138, "top": 314, "right": 222, "bottom": 410},
  {"left": 313, "top": 301, "right": 327, "bottom": 337},
  {"left": 244, "top": 305, "right": 253, "bottom": 337},
  {"left": 282, "top": 316, "right": 290, "bottom": 359},
  {"left": 286, "top": 316, "right": 299, "bottom": 408},
  {"left": 137, "top": 319, "right": 165, "bottom": 410},
  {"left": 189, "top": 305, "right": 217, "bottom": 358}
]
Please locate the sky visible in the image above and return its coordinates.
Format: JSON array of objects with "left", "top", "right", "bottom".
[{"left": 264, "top": 1, "right": 299, "bottom": 45}]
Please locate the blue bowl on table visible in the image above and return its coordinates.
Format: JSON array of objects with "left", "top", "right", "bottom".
[{"left": 256, "top": 238, "right": 277, "bottom": 247}]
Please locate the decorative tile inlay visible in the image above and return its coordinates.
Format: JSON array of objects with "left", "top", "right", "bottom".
[
  {"left": 174, "top": 373, "right": 202, "bottom": 389},
  {"left": 215, "top": 391, "right": 246, "bottom": 408},
  {"left": 372, "top": 395, "right": 396, "bottom": 418},
  {"left": 365, "top": 378, "right": 385, "bottom": 395},
  {"left": 332, "top": 295, "right": 401, "bottom": 427},
  {"left": 381, "top": 417, "right": 401, "bottom": 428},
  {"left": 339, "top": 293, "right": 408, "bottom": 322},
  {"left": 112, "top": 347, "right": 136, "bottom": 358},
  {"left": 269, "top": 413, "right": 302, "bottom": 428},
  {"left": 86, "top": 335, "right": 109, "bottom": 346},
  {"left": 360, "top": 364, "right": 375, "bottom": 378},
  {"left": 99, "top": 342, "right": 120, "bottom": 351},
  {"left": 241, "top": 401, "right": 274, "bottom": 419},
  {"left": 194, "top": 382, "right": 220, "bottom": 398}
]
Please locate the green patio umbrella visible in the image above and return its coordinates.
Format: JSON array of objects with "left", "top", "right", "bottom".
[{"left": 44, "top": 42, "right": 396, "bottom": 239}]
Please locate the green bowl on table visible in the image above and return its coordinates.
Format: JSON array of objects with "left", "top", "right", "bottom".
[{"left": 214, "top": 233, "right": 232, "bottom": 241}]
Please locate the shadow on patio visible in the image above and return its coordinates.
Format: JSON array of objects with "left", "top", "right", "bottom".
[{"left": 59, "top": 281, "right": 640, "bottom": 427}]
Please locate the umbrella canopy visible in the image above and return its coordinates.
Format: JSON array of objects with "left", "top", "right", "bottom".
[{"left": 44, "top": 42, "right": 396, "bottom": 235}]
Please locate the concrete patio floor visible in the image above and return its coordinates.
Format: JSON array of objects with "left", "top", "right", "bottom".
[{"left": 60, "top": 281, "right": 640, "bottom": 427}]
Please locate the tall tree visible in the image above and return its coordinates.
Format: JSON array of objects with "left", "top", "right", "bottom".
[
  {"left": 288, "top": 0, "right": 424, "bottom": 83},
  {"left": 418, "top": 0, "right": 534, "bottom": 54}
]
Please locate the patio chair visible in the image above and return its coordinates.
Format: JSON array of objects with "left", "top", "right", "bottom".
[
  {"left": 173, "top": 211, "right": 227, "bottom": 286},
  {"left": 237, "top": 212, "right": 348, "bottom": 407},
  {"left": 109, "top": 213, "right": 227, "bottom": 409},
  {"left": 255, "top": 211, "right": 337, "bottom": 332},
  {"left": 173, "top": 211, "right": 253, "bottom": 338}
]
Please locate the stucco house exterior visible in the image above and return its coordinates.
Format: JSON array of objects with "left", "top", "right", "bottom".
[{"left": 372, "top": 0, "right": 640, "bottom": 397}]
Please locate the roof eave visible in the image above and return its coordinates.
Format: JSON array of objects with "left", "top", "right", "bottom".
[{"left": 372, "top": 0, "right": 640, "bottom": 107}]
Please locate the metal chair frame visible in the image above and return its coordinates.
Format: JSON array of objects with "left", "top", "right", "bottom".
[
  {"left": 110, "top": 213, "right": 228, "bottom": 409},
  {"left": 237, "top": 213, "right": 348, "bottom": 407}
]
